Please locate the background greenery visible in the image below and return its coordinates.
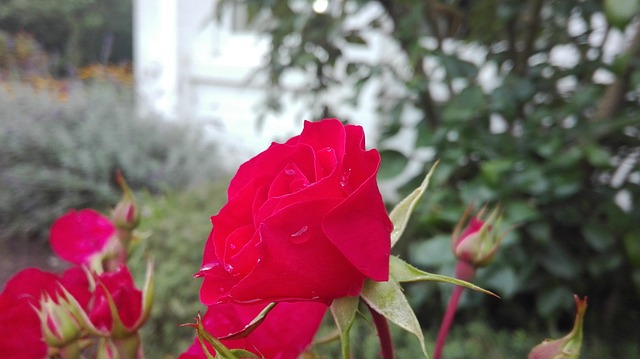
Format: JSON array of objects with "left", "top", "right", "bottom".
[
  {"left": 213, "top": 0, "right": 640, "bottom": 355},
  {"left": 0, "top": 71, "right": 221, "bottom": 247},
  {"left": 0, "top": 0, "right": 132, "bottom": 72},
  {"left": 2, "top": 0, "right": 640, "bottom": 357}
]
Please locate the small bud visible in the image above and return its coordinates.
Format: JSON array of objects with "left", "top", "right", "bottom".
[
  {"left": 37, "top": 293, "right": 82, "bottom": 348},
  {"left": 111, "top": 171, "right": 140, "bottom": 232},
  {"left": 452, "top": 204, "right": 509, "bottom": 267},
  {"left": 528, "top": 295, "right": 588, "bottom": 359}
]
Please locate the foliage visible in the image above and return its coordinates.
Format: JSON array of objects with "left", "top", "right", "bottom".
[
  {"left": 215, "top": 0, "right": 640, "bottom": 345},
  {"left": 0, "top": 80, "right": 221, "bottom": 244},
  {"left": 0, "top": 0, "right": 132, "bottom": 70},
  {"left": 127, "top": 181, "right": 229, "bottom": 357}
]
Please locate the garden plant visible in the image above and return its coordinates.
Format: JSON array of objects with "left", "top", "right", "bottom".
[{"left": 1, "top": 119, "right": 588, "bottom": 358}]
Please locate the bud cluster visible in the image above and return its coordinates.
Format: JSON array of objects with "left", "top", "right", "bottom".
[{"left": 0, "top": 174, "right": 152, "bottom": 359}]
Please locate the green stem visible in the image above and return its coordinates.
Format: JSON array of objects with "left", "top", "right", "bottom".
[{"left": 367, "top": 302, "right": 394, "bottom": 359}]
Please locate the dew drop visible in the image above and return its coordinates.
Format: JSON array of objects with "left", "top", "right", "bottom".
[
  {"left": 194, "top": 262, "right": 218, "bottom": 278},
  {"left": 291, "top": 225, "right": 308, "bottom": 237},
  {"left": 284, "top": 168, "right": 296, "bottom": 176},
  {"left": 229, "top": 243, "right": 236, "bottom": 250},
  {"left": 339, "top": 169, "right": 353, "bottom": 193},
  {"left": 289, "top": 225, "right": 311, "bottom": 244},
  {"left": 224, "top": 263, "right": 234, "bottom": 272}
]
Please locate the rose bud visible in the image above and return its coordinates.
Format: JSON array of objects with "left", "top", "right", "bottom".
[
  {"left": 197, "top": 119, "right": 392, "bottom": 305},
  {"left": 111, "top": 171, "right": 140, "bottom": 233},
  {"left": 452, "top": 204, "right": 509, "bottom": 268},
  {"left": 50, "top": 209, "right": 123, "bottom": 272},
  {"left": 529, "top": 295, "right": 588, "bottom": 359}
]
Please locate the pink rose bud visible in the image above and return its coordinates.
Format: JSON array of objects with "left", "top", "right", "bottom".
[
  {"left": 452, "top": 204, "right": 508, "bottom": 267},
  {"left": 50, "top": 208, "right": 119, "bottom": 271},
  {"left": 529, "top": 295, "right": 588, "bottom": 359},
  {"left": 111, "top": 171, "right": 139, "bottom": 233}
]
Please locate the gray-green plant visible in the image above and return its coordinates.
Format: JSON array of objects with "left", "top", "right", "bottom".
[{"left": 0, "top": 81, "right": 221, "bottom": 244}]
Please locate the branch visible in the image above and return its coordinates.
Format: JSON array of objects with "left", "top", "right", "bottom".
[{"left": 593, "top": 22, "right": 640, "bottom": 121}]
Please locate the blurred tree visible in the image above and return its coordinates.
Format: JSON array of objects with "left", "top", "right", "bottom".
[
  {"left": 215, "top": 0, "right": 640, "bottom": 351},
  {"left": 0, "top": 0, "right": 132, "bottom": 72}
]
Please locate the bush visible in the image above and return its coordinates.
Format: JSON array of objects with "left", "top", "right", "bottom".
[{"left": 0, "top": 80, "right": 222, "bottom": 244}]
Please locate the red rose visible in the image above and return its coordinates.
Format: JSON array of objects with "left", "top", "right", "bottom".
[
  {"left": 179, "top": 301, "right": 327, "bottom": 359},
  {"left": 50, "top": 209, "right": 117, "bottom": 266},
  {"left": 0, "top": 268, "right": 60, "bottom": 358},
  {"left": 89, "top": 265, "right": 144, "bottom": 332},
  {"left": 198, "top": 119, "right": 392, "bottom": 304}
]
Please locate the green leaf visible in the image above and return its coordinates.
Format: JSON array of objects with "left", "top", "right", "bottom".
[
  {"left": 389, "top": 162, "right": 439, "bottom": 247},
  {"left": 219, "top": 303, "right": 277, "bottom": 339},
  {"left": 360, "top": 278, "right": 429, "bottom": 358},
  {"left": 389, "top": 256, "right": 498, "bottom": 297},
  {"left": 330, "top": 296, "right": 359, "bottom": 359}
]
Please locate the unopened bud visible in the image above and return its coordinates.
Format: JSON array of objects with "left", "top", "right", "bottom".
[
  {"left": 37, "top": 294, "right": 82, "bottom": 347},
  {"left": 528, "top": 295, "right": 588, "bottom": 359},
  {"left": 111, "top": 171, "right": 139, "bottom": 232},
  {"left": 452, "top": 204, "right": 509, "bottom": 267}
]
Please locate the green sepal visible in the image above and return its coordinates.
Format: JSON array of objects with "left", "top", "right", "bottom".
[
  {"left": 134, "top": 260, "right": 154, "bottom": 329},
  {"left": 229, "top": 349, "right": 262, "bottom": 358},
  {"left": 389, "top": 161, "right": 438, "bottom": 247},
  {"left": 189, "top": 313, "right": 258, "bottom": 359},
  {"left": 360, "top": 278, "right": 429, "bottom": 358},
  {"left": 99, "top": 280, "right": 130, "bottom": 338},
  {"left": 330, "top": 296, "right": 359, "bottom": 359},
  {"left": 389, "top": 256, "right": 498, "bottom": 297},
  {"left": 219, "top": 303, "right": 277, "bottom": 340}
]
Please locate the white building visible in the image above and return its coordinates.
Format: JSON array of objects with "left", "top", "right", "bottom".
[{"left": 133, "top": 0, "right": 388, "bottom": 170}]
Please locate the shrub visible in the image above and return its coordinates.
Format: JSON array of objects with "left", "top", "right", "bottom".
[{"left": 0, "top": 80, "right": 222, "bottom": 244}]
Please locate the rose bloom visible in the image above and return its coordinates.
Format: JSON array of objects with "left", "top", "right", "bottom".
[
  {"left": 50, "top": 209, "right": 117, "bottom": 266},
  {"left": 198, "top": 119, "right": 392, "bottom": 304},
  {"left": 89, "top": 265, "right": 144, "bottom": 333},
  {"left": 0, "top": 268, "right": 60, "bottom": 359},
  {"left": 179, "top": 301, "right": 327, "bottom": 359}
]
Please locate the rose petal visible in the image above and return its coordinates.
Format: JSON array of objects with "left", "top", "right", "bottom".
[
  {"left": 50, "top": 209, "right": 116, "bottom": 265},
  {"left": 229, "top": 200, "right": 365, "bottom": 303}
]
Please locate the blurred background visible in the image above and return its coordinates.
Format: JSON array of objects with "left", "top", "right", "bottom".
[{"left": 1, "top": 0, "right": 639, "bottom": 358}]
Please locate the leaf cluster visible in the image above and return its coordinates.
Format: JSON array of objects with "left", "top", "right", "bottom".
[{"left": 215, "top": 0, "right": 640, "bottom": 347}]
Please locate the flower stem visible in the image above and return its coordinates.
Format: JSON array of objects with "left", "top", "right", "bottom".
[
  {"left": 367, "top": 303, "right": 394, "bottom": 359},
  {"left": 433, "top": 261, "right": 475, "bottom": 359}
]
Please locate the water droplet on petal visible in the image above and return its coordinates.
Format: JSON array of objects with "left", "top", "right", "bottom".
[
  {"left": 291, "top": 225, "right": 308, "bottom": 237},
  {"left": 224, "top": 263, "right": 238, "bottom": 276},
  {"left": 284, "top": 168, "right": 296, "bottom": 175},
  {"left": 289, "top": 225, "right": 311, "bottom": 244},
  {"left": 194, "top": 262, "right": 218, "bottom": 278},
  {"left": 339, "top": 169, "right": 353, "bottom": 193},
  {"left": 229, "top": 243, "right": 236, "bottom": 250}
]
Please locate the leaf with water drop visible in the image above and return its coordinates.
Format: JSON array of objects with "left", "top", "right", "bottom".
[
  {"left": 360, "top": 278, "right": 429, "bottom": 358},
  {"left": 390, "top": 161, "right": 439, "bottom": 247}
]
